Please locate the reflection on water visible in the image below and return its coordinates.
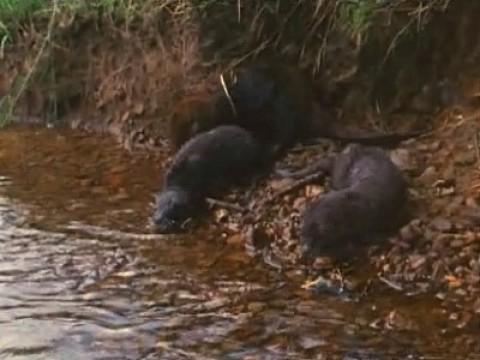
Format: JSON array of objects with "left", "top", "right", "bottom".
[{"left": 0, "top": 126, "right": 479, "bottom": 359}]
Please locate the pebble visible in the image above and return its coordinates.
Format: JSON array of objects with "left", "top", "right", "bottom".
[
  {"left": 465, "top": 197, "right": 479, "bottom": 208},
  {"left": 449, "top": 313, "right": 459, "bottom": 321},
  {"left": 430, "top": 217, "right": 453, "bottom": 232},
  {"left": 454, "top": 151, "right": 476, "bottom": 166},
  {"left": 450, "top": 238, "right": 465, "bottom": 249},
  {"left": 418, "top": 166, "right": 437, "bottom": 184},
  {"left": 298, "top": 337, "right": 325, "bottom": 350},
  {"left": 445, "top": 196, "right": 464, "bottom": 215}
]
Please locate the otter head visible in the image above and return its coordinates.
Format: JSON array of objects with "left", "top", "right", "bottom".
[
  {"left": 300, "top": 217, "right": 338, "bottom": 259},
  {"left": 152, "top": 188, "right": 196, "bottom": 234},
  {"left": 299, "top": 197, "right": 347, "bottom": 259}
]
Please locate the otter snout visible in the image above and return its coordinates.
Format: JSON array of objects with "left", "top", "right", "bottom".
[{"left": 152, "top": 188, "right": 193, "bottom": 234}]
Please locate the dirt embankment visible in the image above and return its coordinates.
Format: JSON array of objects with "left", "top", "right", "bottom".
[{"left": 1, "top": 1, "right": 478, "bottom": 148}]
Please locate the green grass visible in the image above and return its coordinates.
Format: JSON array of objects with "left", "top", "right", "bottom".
[{"left": 339, "top": 0, "right": 378, "bottom": 36}]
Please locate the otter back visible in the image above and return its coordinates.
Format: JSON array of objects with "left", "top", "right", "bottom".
[
  {"left": 300, "top": 144, "right": 408, "bottom": 257},
  {"left": 165, "top": 125, "right": 262, "bottom": 197}
]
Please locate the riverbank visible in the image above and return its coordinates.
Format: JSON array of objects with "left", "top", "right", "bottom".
[{"left": 1, "top": 0, "right": 480, "bottom": 330}]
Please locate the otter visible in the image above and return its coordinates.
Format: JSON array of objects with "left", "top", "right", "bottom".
[
  {"left": 168, "top": 63, "right": 427, "bottom": 154},
  {"left": 280, "top": 144, "right": 408, "bottom": 258},
  {"left": 167, "top": 63, "right": 309, "bottom": 156},
  {"left": 153, "top": 125, "right": 264, "bottom": 233}
]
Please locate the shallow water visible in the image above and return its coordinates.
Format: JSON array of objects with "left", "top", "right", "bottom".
[{"left": 0, "top": 126, "right": 479, "bottom": 360}]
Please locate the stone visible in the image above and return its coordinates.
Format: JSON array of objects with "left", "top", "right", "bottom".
[
  {"left": 430, "top": 217, "right": 452, "bottom": 232},
  {"left": 417, "top": 166, "right": 437, "bottom": 185}
]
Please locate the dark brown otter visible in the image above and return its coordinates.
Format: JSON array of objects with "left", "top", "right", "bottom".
[
  {"left": 168, "top": 63, "right": 427, "bottom": 154},
  {"left": 167, "top": 63, "right": 311, "bottom": 156},
  {"left": 153, "top": 125, "right": 264, "bottom": 233},
  {"left": 280, "top": 143, "right": 408, "bottom": 258}
]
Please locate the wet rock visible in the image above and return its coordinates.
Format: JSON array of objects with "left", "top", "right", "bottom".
[{"left": 430, "top": 217, "right": 453, "bottom": 232}]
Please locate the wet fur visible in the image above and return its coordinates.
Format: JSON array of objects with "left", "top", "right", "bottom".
[
  {"left": 297, "top": 144, "right": 408, "bottom": 257},
  {"left": 153, "top": 125, "right": 263, "bottom": 233}
]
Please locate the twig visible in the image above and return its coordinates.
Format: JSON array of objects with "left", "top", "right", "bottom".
[
  {"left": 219, "top": 73, "right": 237, "bottom": 117},
  {"left": 266, "top": 171, "right": 326, "bottom": 205},
  {"left": 8, "top": 0, "right": 59, "bottom": 118},
  {"left": 206, "top": 197, "right": 246, "bottom": 213},
  {"left": 378, "top": 275, "right": 403, "bottom": 291},
  {"left": 237, "top": 0, "right": 241, "bottom": 23},
  {"left": 247, "top": 171, "right": 326, "bottom": 227}
]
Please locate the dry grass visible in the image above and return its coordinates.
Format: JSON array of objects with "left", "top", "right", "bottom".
[{"left": 0, "top": 0, "right": 453, "bottom": 129}]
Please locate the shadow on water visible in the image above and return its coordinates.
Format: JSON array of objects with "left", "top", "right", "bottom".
[{"left": 0, "top": 126, "right": 479, "bottom": 360}]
